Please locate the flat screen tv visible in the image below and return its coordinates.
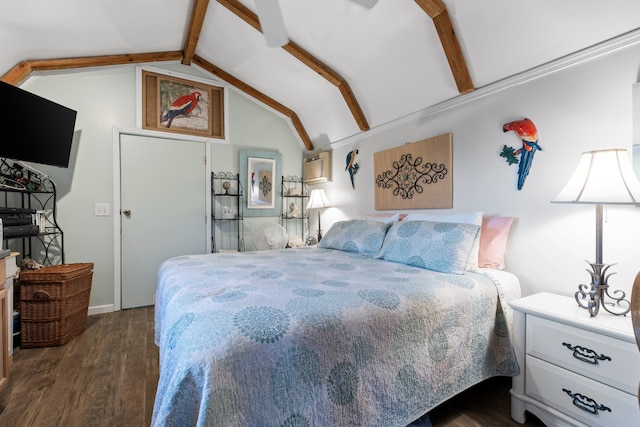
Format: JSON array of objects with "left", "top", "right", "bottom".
[{"left": 0, "top": 81, "right": 77, "bottom": 168}]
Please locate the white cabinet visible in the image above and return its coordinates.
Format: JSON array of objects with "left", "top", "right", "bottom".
[
  {"left": 4, "top": 254, "right": 17, "bottom": 356},
  {"left": 303, "top": 151, "right": 331, "bottom": 184},
  {"left": 0, "top": 287, "right": 7, "bottom": 390},
  {"left": 510, "top": 292, "right": 640, "bottom": 427},
  {"left": 0, "top": 252, "right": 17, "bottom": 390}
]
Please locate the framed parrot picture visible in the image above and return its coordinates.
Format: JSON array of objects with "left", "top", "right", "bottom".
[{"left": 141, "top": 69, "right": 225, "bottom": 139}]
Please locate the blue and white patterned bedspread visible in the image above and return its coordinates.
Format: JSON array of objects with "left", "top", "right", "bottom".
[{"left": 153, "top": 247, "right": 518, "bottom": 427}]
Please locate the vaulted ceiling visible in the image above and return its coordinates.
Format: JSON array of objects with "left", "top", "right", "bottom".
[{"left": 2, "top": 1, "right": 640, "bottom": 151}]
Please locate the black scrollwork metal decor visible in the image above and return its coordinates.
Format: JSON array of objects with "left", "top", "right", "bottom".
[
  {"left": 259, "top": 175, "right": 272, "bottom": 198},
  {"left": 562, "top": 342, "right": 611, "bottom": 365},
  {"left": 0, "top": 158, "right": 54, "bottom": 192},
  {"left": 375, "top": 153, "right": 447, "bottom": 200},
  {"left": 576, "top": 262, "right": 630, "bottom": 316},
  {"left": 562, "top": 388, "right": 611, "bottom": 415}
]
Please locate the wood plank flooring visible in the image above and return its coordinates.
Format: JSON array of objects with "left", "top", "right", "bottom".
[
  {"left": 0, "top": 307, "right": 157, "bottom": 427},
  {"left": 0, "top": 307, "right": 544, "bottom": 427}
]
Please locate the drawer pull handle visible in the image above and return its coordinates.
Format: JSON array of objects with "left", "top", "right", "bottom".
[
  {"left": 562, "top": 342, "right": 611, "bottom": 365},
  {"left": 562, "top": 388, "right": 611, "bottom": 415}
]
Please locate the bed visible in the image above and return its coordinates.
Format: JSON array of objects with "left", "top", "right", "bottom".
[{"left": 152, "top": 216, "right": 519, "bottom": 426}]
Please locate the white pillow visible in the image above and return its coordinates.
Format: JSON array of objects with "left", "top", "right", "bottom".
[
  {"left": 402, "top": 211, "right": 483, "bottom": 270},
  {"left": 358, "top": 213, "right": 400, "bottom": 223}
]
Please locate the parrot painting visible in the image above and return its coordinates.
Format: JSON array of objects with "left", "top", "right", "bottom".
[
  {"left": 502, "top": 118, "right": 542, "bottom": 190},
  {"left": 345, "top": 149, "right": 359, "bottom": 189},
  {"left": 161, "top": 91, "right": 202, "bottom": 128}
]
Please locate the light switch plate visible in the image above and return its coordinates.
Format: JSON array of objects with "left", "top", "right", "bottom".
[{"left": 94, "top": 203, "right": 111, "bottom": 216}]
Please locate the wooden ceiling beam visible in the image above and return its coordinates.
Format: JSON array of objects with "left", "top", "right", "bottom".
[
  {"left": 26, "top": 52, "right": 184, "bottom": 71},
  {"left": 193, "top": 55, "right": 314, "bottom": 150},
  {"left": 415, "top": 0, "right": 474, "bottom": 94},
  {"left": 182, "top": 0, "right": 315, "bottom": 149},
  {"left": 414, "top": 0, "right": 446, "bottom": 18},
  {"left": 183, "top": 0, "right": 210, "bottom": 65},
  {"left": 217, "top": 0, "right": 369, "bottom": 131},
  {"left": 217, "top": 0, "right": 261, "bottom": 32},
  {"left": 1, "top": 61, "right": 32, "bottom": 85},
  {"left": 1, "top": 52, "right": 184, "bottom": 85},
  {"left": 0, "top": 50, "right": 315, "bottom": 150},
  {"left": 283, "top": 40, "right": 343, "bottom": 87}
]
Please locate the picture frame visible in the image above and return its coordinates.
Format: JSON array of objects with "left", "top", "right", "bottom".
[
  {"left": 141, "top": 69, "right": 225, "bottom": 139},
  {"left": 239, "top": 150, "right": 282, "bottom": 217}
]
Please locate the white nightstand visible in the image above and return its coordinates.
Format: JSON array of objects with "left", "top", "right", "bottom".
[{"left": 510, "top": 292, "right": 640, "bottom": 427}]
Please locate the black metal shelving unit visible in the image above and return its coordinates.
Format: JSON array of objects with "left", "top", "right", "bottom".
[
  {"left": 281, "top": 175, "right": 309, "bottom": 246},
  {"left": 211, "top": 172, "right": 244, "bottom": 252},
  {"left": 0, "top": 158, "right": 64, "bottom": 265}
]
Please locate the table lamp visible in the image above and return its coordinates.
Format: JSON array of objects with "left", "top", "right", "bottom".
[
  {"left": 306, "top": 189, "right": 331, "bottom": 242},
  {"left": 552, "top": 148, "right": 640, "bottom": 316}
]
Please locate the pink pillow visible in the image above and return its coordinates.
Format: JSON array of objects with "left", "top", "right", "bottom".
[{"left": 478, "top": 216, "right": 514, "bottom": 269}]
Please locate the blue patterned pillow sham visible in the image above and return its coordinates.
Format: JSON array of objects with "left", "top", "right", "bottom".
[
  {"left": 376, "top": 220, "right": 481, "bottom": 274},
  {"left": 318, "top": 219, "right": 392, "bottom": 256}
]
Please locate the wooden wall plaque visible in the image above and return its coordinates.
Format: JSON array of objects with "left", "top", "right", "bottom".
[{"left": 374, "top": 133, "right": 452, "bottom": 210}]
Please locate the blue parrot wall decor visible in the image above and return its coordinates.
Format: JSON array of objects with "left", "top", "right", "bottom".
[
  {"left": 501, "top": 118, "right": 542, "bottom": 190},
  {"left": 345, "top": 149, "right": 359, "bottom": 189}
]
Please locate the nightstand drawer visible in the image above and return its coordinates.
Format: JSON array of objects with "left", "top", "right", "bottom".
[
  {"left": 526, "top": 355, "right": 640, "bottom": 427},
  {"left": 526, "top": 314, "right": 640, "bottom": 395}
]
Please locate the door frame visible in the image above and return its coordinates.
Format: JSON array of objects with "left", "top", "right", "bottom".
[{"left": 112, "top": 127, "right": 225, "bottom": 311}]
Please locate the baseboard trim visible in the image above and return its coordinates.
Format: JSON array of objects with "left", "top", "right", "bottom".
[{"left": 88, "top": 304, "right": 114, "bottom": 316}]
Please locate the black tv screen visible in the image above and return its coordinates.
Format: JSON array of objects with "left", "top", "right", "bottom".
[{"left": 0, "top": 81, "right": 77, "bottom": 168}]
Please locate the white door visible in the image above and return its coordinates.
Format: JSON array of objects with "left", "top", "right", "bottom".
[{"left": 120, "top": 134, "right": 207, "bottom": 309}]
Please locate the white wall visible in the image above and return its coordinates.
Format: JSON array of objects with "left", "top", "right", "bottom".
[
  {"left": 19, "top": 63, "right": 302, "bottom": 309},
  {"left": 318, "top": 41, "right": 640, "bottom": 299}
]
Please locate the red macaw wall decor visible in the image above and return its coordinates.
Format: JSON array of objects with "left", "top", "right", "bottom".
[
  {"left": 501, "top": 118, "right": 542, "bottom": 190},
  {"left": 141, "top": 69, "right": 225, "bottom": 139},
  {"left": 161, "top": 91, "right": 203, "bottom": 128}
]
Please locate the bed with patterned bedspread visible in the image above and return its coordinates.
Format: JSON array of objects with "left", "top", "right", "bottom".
[{"left": 152, "top": 219, "right": 519, "bottom": 426}]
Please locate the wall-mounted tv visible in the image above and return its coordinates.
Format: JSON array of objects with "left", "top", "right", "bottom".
[{"left": 0, "top": 81, "right": 77, "bottom": 168}]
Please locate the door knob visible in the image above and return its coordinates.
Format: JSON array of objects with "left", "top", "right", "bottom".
[{"left": 122, "top": 209, "right": 132, "bottom": 217}]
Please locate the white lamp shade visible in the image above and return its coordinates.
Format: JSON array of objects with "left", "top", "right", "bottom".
[
  {"left": 255, "top": 0, "right": 289, "bottom": 47},
  {"left": 306, "top": 189, "right": 330, "bottom": 209},
  {"left": 552, "top": 149, "right": 640, "bottom": 204},
  {"left": 350, "top": 0, "right": 379, "bottom": 7}
]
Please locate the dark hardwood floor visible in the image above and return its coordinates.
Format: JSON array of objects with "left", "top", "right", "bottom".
[{"left": 0, "top": 307, "right": 544, "bottom": 427}]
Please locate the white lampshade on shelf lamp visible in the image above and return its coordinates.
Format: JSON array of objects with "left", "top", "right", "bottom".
[
  {"left": 306, "top": 189, "right": 331, "bottom": 242},
  {"left": 552, "top": 149, "right": 640, "bottom": 316}
]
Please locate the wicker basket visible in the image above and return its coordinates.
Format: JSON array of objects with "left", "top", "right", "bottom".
[{"left": 20, "top": 263, "right": 93, "bottom": 348}]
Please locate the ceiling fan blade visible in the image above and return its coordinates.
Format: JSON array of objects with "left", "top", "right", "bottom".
[
  {"left": 349, "top": 0, "right": 379, "bottom": 7},
  {"left": 255, "top": 0, "right": 289, "bottom": 47}
]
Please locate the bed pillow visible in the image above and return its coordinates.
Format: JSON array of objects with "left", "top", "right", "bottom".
[
  {"left": 358, "top": 213, "right": 401, "bottom": 223},
  {"left": 478, "top": 216, "right": 514, "bottom": 269},
  {"left": 377, "top": 220, "right": 481, "bottom": 275},
  {"left": 318, "top": 219, "right": 393, "bottom": 256},
  {"left": 402, "top": 211, "right": 483, "bottom": 271}
]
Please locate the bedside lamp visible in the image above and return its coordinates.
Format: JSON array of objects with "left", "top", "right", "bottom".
[
  {"left": 552, "top": 149, "right": 640, "bottom": 316},
  {"left": 306, "top": 189, "right": 331, "bottom": 242}
]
